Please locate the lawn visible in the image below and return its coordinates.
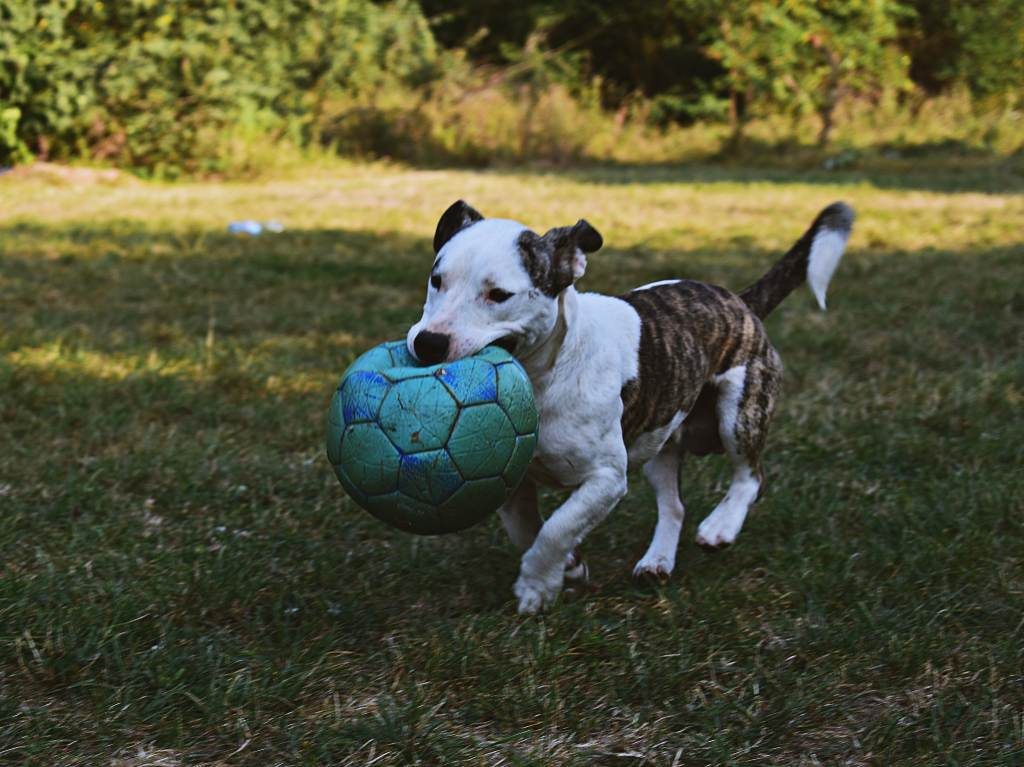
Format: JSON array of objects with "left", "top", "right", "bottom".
[{"left": 1, "top": 160, "right": 1022, "bottom": 766}]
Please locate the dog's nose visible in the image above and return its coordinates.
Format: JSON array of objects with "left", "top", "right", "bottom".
[{"left": 413, "top": 331, "right": 450, "bottom": 364}]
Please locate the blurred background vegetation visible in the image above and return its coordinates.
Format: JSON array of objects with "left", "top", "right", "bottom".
[{"left": 0, "top": 0, "right": 1021, "bottom": 177}]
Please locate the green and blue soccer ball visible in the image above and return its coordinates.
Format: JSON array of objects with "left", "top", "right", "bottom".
[{"left": 326, "top": 341, "right": 538, "bottom": 535}]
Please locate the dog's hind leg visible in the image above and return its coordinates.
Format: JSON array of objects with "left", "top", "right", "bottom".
[
  {"left": 633, "top": 446, "right": 685, "bottom": 582},
  {"left": 696, "top": 356, "right": 780, "bottom": 550}
]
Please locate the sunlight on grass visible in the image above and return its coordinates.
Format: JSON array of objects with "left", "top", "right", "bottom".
[
  {"left": 6, "top": 341, "right": 333, "bottom": 402},
  {"left": 7, "top": 343, "right": 204, "bottom": 382},
  {"left": 2, "top": 164, "right": 1022, "bottom": 258}
]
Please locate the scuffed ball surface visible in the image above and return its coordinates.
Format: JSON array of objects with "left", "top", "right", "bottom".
[{"left": 326, "top": 341, "right": 538, "bottom": 534}]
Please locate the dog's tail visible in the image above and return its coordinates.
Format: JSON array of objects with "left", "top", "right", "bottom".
[{"left": 739, "top": 202, "right": 855, "bottom": 319}]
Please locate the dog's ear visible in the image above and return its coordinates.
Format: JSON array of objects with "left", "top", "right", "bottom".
[
  {"left": 434, "top": 200, "right": 484, "bottom": 254},
  {"left": 541, "top": 219, "right": 603, "bottom": 294}
]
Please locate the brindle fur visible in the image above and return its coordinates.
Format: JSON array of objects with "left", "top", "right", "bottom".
[
  {"left": 615, "top": 203, "right": 853, "bottom": 481},
  {"left": 619, "top": 281, "right": 781, "bottom": 473},
  {"left": 517, "top": 222, "right": 603, "bottom": 297}
]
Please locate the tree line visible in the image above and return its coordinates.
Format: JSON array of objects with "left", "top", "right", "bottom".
[{"left": 1, "top": 0, "right": 1020, "bottom": 173}]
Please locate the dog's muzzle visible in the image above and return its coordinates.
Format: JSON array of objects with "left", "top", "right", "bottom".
[
  {"left": 494, "top": 335, "right": 518, "bottom": 353},
  {"left": 413, "top": 331, "right": 450, "bottom": 364}
]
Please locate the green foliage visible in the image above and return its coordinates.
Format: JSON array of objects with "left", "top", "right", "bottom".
[
  {"left": 902, "top": 0, "right": 1024, "bottom": 101},
  {"left": 948, "top": 0, "right": 1024, "bottom": 101},
  {"left": 422, "top": 0, "right": 726, "bottom": 119},
  {"left": 708, "top": 0, "right": 912, "bottom": 145},
  {"left": 0, "top": 0, "right": 438, "bottom": 173},
  {"left": 0, "top": 106, "right": 30, "bottom": 163},
  {"left": 0, "top": 0, "right": 1018, "bottom": 170}
]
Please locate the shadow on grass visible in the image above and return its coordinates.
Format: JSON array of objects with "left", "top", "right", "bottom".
[
  {"left": 541, "top": 157, "right": 1024, "bottom": 195},
  {"left": 457, "top": 137, "right": 1024, "bottom": 194}
]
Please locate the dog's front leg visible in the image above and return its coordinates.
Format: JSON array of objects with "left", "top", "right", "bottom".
[
  {"left": 513, "top": 467, "right": 627, "bottom": 614},
  {"left": 500, "top": 478, "right": 590, "bottom": 585}
]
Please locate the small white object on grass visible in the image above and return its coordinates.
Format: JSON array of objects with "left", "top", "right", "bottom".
[{"left": 228, "top": 220, "right": 285, "bottom": 236}]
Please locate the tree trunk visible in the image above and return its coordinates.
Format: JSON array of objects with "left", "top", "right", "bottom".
[
  {"left": 817, "top": 53, "right": 842, "bottom": 147},
  {"left": 817, "top": 101, "right": 835, "bottom": 146}
]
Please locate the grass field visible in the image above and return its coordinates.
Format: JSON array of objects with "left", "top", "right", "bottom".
[{"left": 1, "top": 160, "right": 1022, "bottom": 766}]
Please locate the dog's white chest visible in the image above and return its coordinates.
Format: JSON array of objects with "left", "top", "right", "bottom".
[{"left": 523, "top": 292, "right": 641, "bottom": 489}]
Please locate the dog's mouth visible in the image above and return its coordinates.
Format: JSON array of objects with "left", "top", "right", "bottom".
[{"left": 494, "top": 334, "right": 519, "bottom": 354}]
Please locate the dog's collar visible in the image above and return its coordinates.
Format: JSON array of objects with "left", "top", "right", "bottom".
[{"left": 519, "top": 289, "right": 570, "bottom": 374}]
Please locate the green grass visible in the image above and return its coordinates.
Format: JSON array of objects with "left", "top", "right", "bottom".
[{"left": 1, "top": 161, "right": 1022, "bottom": 766}]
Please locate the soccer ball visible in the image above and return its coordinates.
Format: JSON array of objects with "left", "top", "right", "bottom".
[{"left": 326, "top": 340, "right": 538, "bottom": 535}]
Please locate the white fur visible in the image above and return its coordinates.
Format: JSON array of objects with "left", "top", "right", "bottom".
[
  {"left": 633, "top": 449, "right": 685, "bottom": 579},
  {"left": 410, "top": 220, "right": 644, "bottom": 613},
  {"left": 407, "top": 213, "right": 709, "bottom": 612},
  {"left": 510, "top": 293, "right": 640, "bottom": 611},
  {"left": 694, "top": 365, "right": 759, "bottom": 549},
  {"left": 627, "top": 410, "right": 685, "bottom": 465},
  {"left": 695, "top": 463, "right": 759, "bottom": 548},
  {"left": 634, "top": 279, "right": 681, "bottom": 292},
  {"left": 514, "top": 464, "right": 627, "bottom": 612},
  {"left": 711, "top": 365, "right": 746, "bottom": 455},
  {"left": 407, "top": 219, "right": 547, "bottom": 361},
  {"left": 807, "top": 229, "right": 848, "bottom": 310}
]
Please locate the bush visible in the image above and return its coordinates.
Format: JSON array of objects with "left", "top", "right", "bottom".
[{"left": 0, "top": 0, "right": 439, "bottom": 174}]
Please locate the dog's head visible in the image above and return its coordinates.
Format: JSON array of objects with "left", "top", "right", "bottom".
[{"left": 407, "top": 200, "right": 603, "bottom": 363}]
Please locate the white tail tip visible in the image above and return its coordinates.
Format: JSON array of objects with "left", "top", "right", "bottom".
[{"left": 807, "top": 228, "right": 849, "bottom": 310}]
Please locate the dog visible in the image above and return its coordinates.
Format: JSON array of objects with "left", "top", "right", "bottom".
[{"left": 407, "top": 200, "right": 854, "bottom": 614}]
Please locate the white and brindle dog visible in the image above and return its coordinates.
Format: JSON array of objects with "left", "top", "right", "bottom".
[{"left": 407, "top": 200, "right": 854, "bottom": 614}]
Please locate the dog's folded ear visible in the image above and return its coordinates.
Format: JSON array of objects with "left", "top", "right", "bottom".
[
  {"left": 540, "top": 218, "right": 604, "bottom": 294},
  {"left": 434, "top": 200, "right": 484, "bottom": 254},
  {"left": 571, "top": 219, "right": 603, "bottom": 254}
]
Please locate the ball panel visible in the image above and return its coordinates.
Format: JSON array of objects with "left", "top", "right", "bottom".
[
  {"left": 332, "top": 462, "right": 369, "bottom": 505},
  {"left": 398, "top": 448, "right": 463, "bottom": 505},
  {"left": 448, "top": 403, "right": 517, "bottom": 480},
  {"left": 364, "top": 492, "right": 441, "bottom": 535},
  {"left": 502, "top": 433, "right": 537, "bottom": 488},
  {"left": 437, "top": 358, "right": 497, "bottom": 406},
  {"left": 474, "top": 345, "right": 514, "bottom": 364},
  {"left": 378, "top": 376, "right": 459, "bottom": 454},
  {"left": 379, "top": 368, "right": 430, "bottom": 383},
  {"left": 344, "top": 345, "right": 397, "bottom": 378},
  {"left": 439, "top": 476, "right": 509, "bottom": 532},
  {"left": 326, "top": 391, "right": 345, "bottom": 465},
  {"left": 385, "top": 341, "right": 418, "bottom": 367},
  {"left": 339, "top": 422, "right": 402, "bottom": 495},
  {"left": 495, "top": 361, "right": 538, "bottom": 435},
  {"left": 339, "top": 370, "right": 391, "bottom": 424}
]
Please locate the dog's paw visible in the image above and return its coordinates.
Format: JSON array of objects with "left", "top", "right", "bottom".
[
  {"left": 695, "top": 513, "right": 740, "bottom": 551},
  {"left": 564, "top": 550, "right": 589, "bottom": 584},
  {"left": 514, "top": 569, "right": 564, "bottom": 615},
  {"left": 514, "top": 582, "right": 546, "bottom": 615},
  {"left": 632, "top": 554, "right": 674, "bottom": 584}
]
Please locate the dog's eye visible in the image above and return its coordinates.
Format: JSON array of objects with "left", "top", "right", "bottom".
[
  {"left": 430, "top": 274, "right": 442, "bottom": 290},
  {"left": 487, "top": 288, "right": 514, "bottom": 303}
]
